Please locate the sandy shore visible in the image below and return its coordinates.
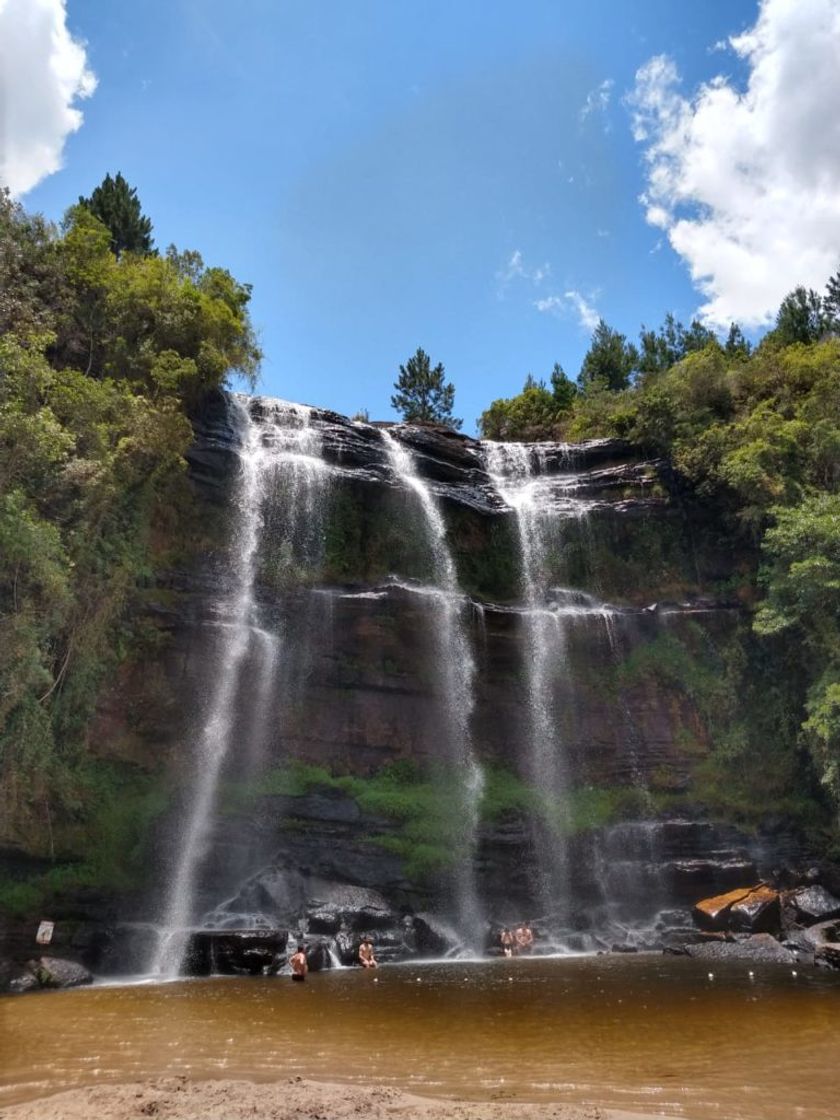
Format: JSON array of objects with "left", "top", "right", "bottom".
[{"left": 0, "top": 1077, "right": 670, "bottom": 1120}]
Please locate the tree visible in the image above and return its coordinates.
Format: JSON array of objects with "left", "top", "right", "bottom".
[
  {"left": 578, "top": 319, "right": 639, "bottom": 391},
  {"left": 724, "top": 323, "right": 751, "bottom": 359},
  {"left": 550, "top": 362, "right": 577, "bottom": 410},
  {"left": 638, "top": 313, "right": 717, "bottom": 374},
  {"left": 825, "top": 268, "right": 840, "bottom": 332},
  {"left": 772, "top": 287, "right": 827, "bottom": 346},
  {"left": 391, "top": 347, "right": 461, "bottom": 429},
  {"left": 79, "top": 172, "right": 154, "bottom": 257}
]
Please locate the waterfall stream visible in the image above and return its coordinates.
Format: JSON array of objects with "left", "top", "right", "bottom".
[
  {"left": 150, "top": 397, "right": 328, "bottom": 976},
  {"left": 381, "top": 429, "right": 485, "bottom": 944},
  {"left": 482, "top": 442, "right": 601, "bottom": 924}
]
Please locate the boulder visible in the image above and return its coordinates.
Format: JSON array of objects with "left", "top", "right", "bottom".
[
  {"left": 797, "top": 918, "right": 840, "bottom": 949},
  {"left": 681, "top": 933, "right": 796, "bottom": 964},
  {"left": 790, "top": 885, "right": 840, "bottom": 925},
  {"left": 8, "top": 970, "right": 40, "bottom": 994},
  {"left": 184, "top": 930, "right": 287, "bottom": 976},
  {"left": 692, "top": 887, "right": 756, "bottom": 931},
  {"left": 305, "top": 941, "right": 335, "bottom": 972},
  {"left": 27, "top": 956, "right": 93, "bottom": 989},
  {"left": 815, "top": 942, "right": 840, "bottom": 970},
  {"left": 729, "top": 886, "right": 781, "bottom": 934}
]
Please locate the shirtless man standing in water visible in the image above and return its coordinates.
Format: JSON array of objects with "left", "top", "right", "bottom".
[
  {"left": 358, "top": 937, "right": 377, "bottom": 968},
  {"left": 290, "top": 945, "right": 308, "bottom": 982}
]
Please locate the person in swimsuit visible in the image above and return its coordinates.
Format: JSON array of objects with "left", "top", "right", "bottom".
[
  {"left": 290, "top": 945, "right": 308, "bottom": 981},
  {"left": 515, "top": 922, "right": 534, "bottom": 953},
  {"left": 358, "top": 936, "right": 378, "bottom": 968},
  {"left": 500, "top": 928, "right": 514, "bottom": 957}
]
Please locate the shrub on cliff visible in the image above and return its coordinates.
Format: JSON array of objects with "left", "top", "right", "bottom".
[{"left": 0, "top": 187, "right": 261, "bottom": 857}]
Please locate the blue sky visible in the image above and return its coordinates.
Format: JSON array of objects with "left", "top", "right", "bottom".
[{"left": 14, "top": 0, "right": 839, "bottom": 432}]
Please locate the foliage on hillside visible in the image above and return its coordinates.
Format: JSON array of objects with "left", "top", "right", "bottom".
[
  {"left": 479, "top": 281, "right": 840, "bottom": 815},
  {"left": 0, "top": 184, "right": 260, "bottom": 855}
]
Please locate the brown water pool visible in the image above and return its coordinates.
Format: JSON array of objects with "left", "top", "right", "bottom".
[{"left": 2, "top": 955, "right": 839, "bottom": 1118}]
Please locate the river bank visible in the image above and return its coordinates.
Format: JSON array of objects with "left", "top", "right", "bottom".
[{"left": 0, "top": 1077, "right": 667, "bottom": 1120}]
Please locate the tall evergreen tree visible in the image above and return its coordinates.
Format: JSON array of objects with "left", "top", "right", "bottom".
[
  {"left": 724, "top": 322, "right": 751, "bottom": 359},
  {"left": 825, "top": 268, "right": 840, "bottom": 332},
  {"left": 638, "top": 313, "right": 716, "bottom": 374},
  {"left": 79, "top": 172, "right": 154, "bottom": 257},
  {"left": 579, "top": 319, "right": 638, "bottom": 391},
  {"left": 773, "top": 286, "right": 827, "bottom": 346},
  {"left": 549, "top": 362, "right": 577, "bottom": 409},
  {"left": 391, "top": 347, "right": 461, "bottom": 429}
]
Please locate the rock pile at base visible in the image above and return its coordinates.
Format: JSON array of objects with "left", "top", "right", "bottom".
[{"left": 681, "top": 880, "right": 840, "bottom": 968}]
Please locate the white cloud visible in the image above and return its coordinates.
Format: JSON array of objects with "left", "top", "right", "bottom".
[
  {"left": 628, "top": 0, "right": 840, "bottom": 329},
  {"left": 580, "top": 79, "right": 614, "bottom": 124},
  {"left": 496, "top": 249, "right": 550, "bottom": 296},
  {"left": 534, "top": 290, "right": 601, "bottom": 332},
  {"left": 0, "top": 0, "right": 97, "bottom": 196}
]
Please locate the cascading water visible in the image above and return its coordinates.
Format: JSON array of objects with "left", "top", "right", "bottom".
[
  {"left": 482, "top": 442, "right": 599, "bottom": 925},
  {"left": 381, "top": 429, "right": 485, "bottom": 945},
  {"left": 150, "top": 397, "right": 328, "bottom": 976}
]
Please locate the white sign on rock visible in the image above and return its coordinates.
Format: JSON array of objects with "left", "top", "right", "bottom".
[{"left": 35, "top": 920, "right": 54, "bottom": 946}]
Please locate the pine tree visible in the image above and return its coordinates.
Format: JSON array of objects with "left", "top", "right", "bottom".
[
  {"left": 549, "top": 362, "right": 577, "bottom": 410},
  {"left": 724, "top": 323, "right": 751, "bottom": 359},
  {"left": 773, "top": 287, "right": 827, "bottom": 346},
  {"left": 79, "top": 172, "right": 154, "bottom": 257},
  {"left": 825, "top": 269, "right": 840, "bottom": 331},
  {"left": 391, "top": 347, "right": 461, "bottom": 429},
  {"left": 578, "top": 319, "right": 638, "bottom": 391}
]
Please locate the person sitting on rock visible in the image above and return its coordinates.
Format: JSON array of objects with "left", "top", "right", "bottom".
[
  {"left": 500, "top": 928, "right": 514, "bottom": 957},
  {"left": 290, "top": 945, "right": 308, "bottom": 982},
  {"left": 515, "top": 922, "right": 534, "bottom": 953},
  {"left": 358, "top": 936, "right": 378, "bottom": 968}
]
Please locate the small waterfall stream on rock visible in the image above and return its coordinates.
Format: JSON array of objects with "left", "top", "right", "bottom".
[
  {"left": 381, "top": 429, "right": 485, "bottom": 944},
  {"left": 482, "top": 441, "right": 601, "bottom": 931},
  {"left": 150, "top": 397, "right": 328, "bottom": 976}
]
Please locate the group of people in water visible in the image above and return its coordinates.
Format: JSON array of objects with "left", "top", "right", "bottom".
[
  {"left": 289, "top": 936, "right": 377, "bottom": 981},
  {"left": 498, "top": 922, "right": 535, "bottom": 956},
  {"left": 289, "top": 925, "right": 534, "bottom": 980}
]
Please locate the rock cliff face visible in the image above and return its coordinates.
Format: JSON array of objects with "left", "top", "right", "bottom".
[{"left": 59, "top": 392, "right": 814, "bottom": 964}]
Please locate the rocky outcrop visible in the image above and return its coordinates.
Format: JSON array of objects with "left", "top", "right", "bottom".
[
  {"left": 679, "top": 933, "right": 796, "bottom": 964},
  {"left": 8, "top": 956, "right": 93, "bottom": 993}
]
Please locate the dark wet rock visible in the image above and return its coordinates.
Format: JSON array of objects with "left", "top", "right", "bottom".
[
  {"left": 790, "top": 885, "right": 840, "bottom": 925},
  {"left": 682, "top": 933, "right": 796, "bottom": 964},
  {"left": 185, "top": 930, "right": 287, "bottom": 976},
  {"left": 729, "top": 887, "right": 781, "bottom": 934},
  {"left": 412, "top": 912, "right": 459, "bottom": 957},
  {"left": 304, "top": 941, "right": 334, "bottom": 971},
  {"left": 814, "top": 942, "right": 840, "bottom": 970}
]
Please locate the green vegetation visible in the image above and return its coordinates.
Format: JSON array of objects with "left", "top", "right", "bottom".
[
  {"left": 391, "top": 346, "right": 461, "bottom": 430},
  {"left": 0, "top": 180, "right": 260, "bottom": 864},
  {"left": 222, "top": 760, "right": 660, "bottom": 883},
  {"left": 479, "top": 366, "right": 578, "bottom": 442}
]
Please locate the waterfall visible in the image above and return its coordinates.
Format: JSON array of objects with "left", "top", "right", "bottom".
[
  {"left": 482, "top": 442, "right": 596, "bottom": 921},
  {"left": 150, "top": 397, "right": 327, "bottom": 977},
  {"left": 380, "top": 429, "right": 485, "bottom": 945}
]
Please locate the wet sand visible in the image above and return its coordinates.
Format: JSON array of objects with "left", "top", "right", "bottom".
[{"left": 0, "top": 1076, "right": 666, "bottom": 1120}]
